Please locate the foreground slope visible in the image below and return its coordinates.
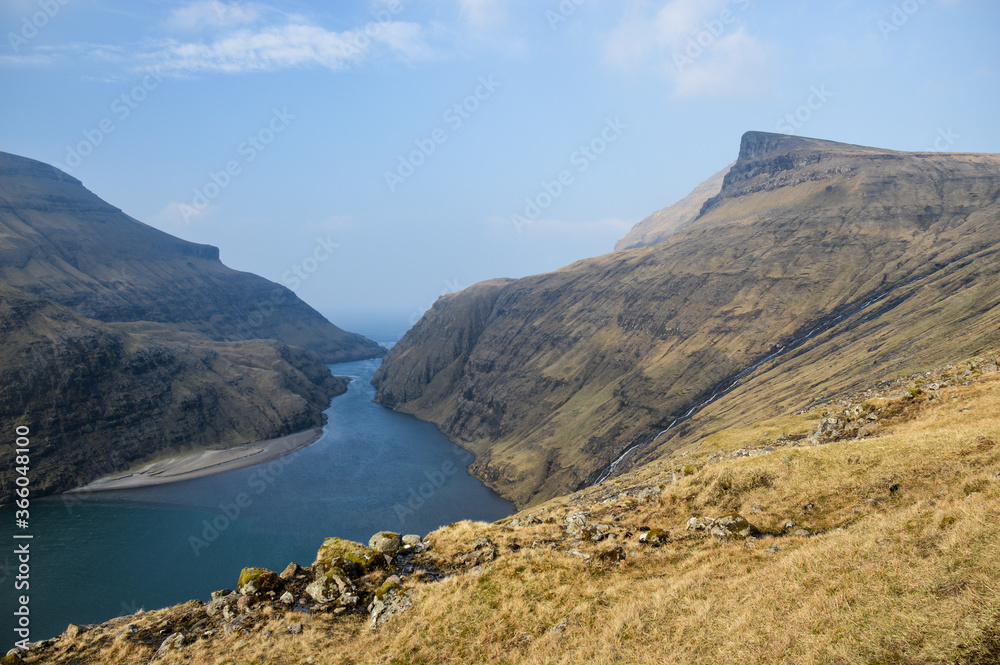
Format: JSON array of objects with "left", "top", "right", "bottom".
[
  {"left": 24, "top": 351, "right": 1000, "bottom": 665},
  {"left": 0, "top": 151, "right": 384, "bottom": 363},
  {"left": 373, "top": 132, "right": 1000, "bottom": 507}
]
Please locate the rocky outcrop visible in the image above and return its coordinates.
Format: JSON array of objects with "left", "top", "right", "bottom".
[{"left": 373, "top": 132, "right": 1000, "bottom": 508}]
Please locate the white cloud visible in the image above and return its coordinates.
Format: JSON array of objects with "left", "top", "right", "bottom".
[
  {"left": 140, "top": 20, "right": 435, "bottom": 74},
  {"left": 602, "top": 0, "right": 776, "bottom": 99},
  {"left": 457, "top": 0, "right": 510, "bottom": 31},
  {"left": 167, "top": 1, "right": 262, "bottom": 32},
  {"left": 0, "top": 53, "right": 57, "bottom": 68}
]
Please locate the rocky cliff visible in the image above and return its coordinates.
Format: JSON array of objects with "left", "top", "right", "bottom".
[
  {"left": 373, "top": 132, "right": 1000, "bottom": 507},
  {"left": 0, "top": 151, "right": 381, "bottom": 498}
]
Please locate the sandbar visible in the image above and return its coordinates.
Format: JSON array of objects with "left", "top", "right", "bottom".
[{"left": 66, "top": 427, "right": 324, "bottom": 493}]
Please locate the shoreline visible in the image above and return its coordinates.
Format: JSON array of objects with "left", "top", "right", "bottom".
[{"left": 66, "top": 427, "right": 325, "bottom": 493}]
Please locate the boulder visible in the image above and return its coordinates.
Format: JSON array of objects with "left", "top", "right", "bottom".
[
  {"left": 638, "top": 528, "right": 669, "bottom": 546},
  {"left": 369, "top": 531, "right": 403, "bottom": 556},
  {"left": 237, "top": 567, "right": 279, "bottom": 596},
  {"left": 594, "top": 545, "right": 626, "bottom": 564},
  {"left": 710, "top": 514, "right": 756, "bottom": 540},
  {"left": 686, "top": 516, "right": 714, "bottom": 532},
  {"left": 402, "top": 534, "right": 423, "bottom": 547},
  {"left": 314, "top": 537, "right": 384, "bottom": 575},
  {"left": 368, "top": 587, "right": 414, "bottom": 631},
  {"left": 457, "top": 537, "right": 498, "bottom": 566},
  {"left": 155, "top": 633, "right": 184, "bottom": 659},
  {"left": 280, "top": 562, "right": 306, "bottom": 579}
]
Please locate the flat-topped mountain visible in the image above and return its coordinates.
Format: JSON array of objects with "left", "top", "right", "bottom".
[
  {"left": 374, "top": 132, "right": 1000, "bottom": 507},
  {"left": 0, "top": 151, "right": 384, "bottom": 363},
  {"left": 0, "top": 151, "right": 383, "bottom": 498}
]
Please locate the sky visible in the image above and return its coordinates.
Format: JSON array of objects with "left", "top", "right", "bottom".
[{"left": 2, "top": 0, "right": 998, "bottom": 338}]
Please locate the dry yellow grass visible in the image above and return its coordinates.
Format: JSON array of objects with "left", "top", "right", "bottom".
[{"left": 27, "top": 358, "right": 1000, "bottom": 665}]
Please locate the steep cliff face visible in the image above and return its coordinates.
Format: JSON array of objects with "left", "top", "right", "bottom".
[
  {"left": 0, "top": 284, "right": 347, "bottom": 497},
  {"left": 373, "top": 132, "right": 1000, "bottom": 507},
  {"left": 0, "top": 151, "right": 384, "bottom": 363}
]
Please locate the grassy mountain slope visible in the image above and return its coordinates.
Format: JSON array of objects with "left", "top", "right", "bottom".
[
  {"left": 26, "top": 350, "right": 1000, "bottom": 665},
  {"left": 373, "top": 132, "right": 1000, "bottom": 507},
  {"left": 0, "top": 151, "right": 384, "bottom": 363},
  {"left": 0, "top": 283, "right": 347, "bottom": 498}
]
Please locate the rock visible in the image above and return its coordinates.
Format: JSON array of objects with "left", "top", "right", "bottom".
[
  {"left": 63, "top": 624, "right": 87, "bottom": 640},
  {"left": 457, "top": 537, "right": 498, "bottom": 566},
  {"left": 2, "top": 649, "right": 25, "bottom": 665},
  {"left": 280, "top": 591, "right": 295, "bottom": 604},
  {"left": 369, "top": 531, "right": 403, "bottom": 556},
  {"left": 280, "top": 562, "right": 306, "bottom": 579},
  {"left": 369, "top": 587, "right": 414, "bottom": 630},
  {"left": 686, "top": 516, "right": 714, "bottom": 532},
  {"left": 550, "top": 618, "right": 569, "bottom": 634},
  {"left": 155, "top": 632, "right": 184, "bottom": 659},
  {"left": 287, "top": 623, "right": 303, "bottom": 635},
  {"left": 238, "top": 567, "right": 280, "bottom": 597},
  {"left": 638, "top": 528, "right": 669, "bottom": 546},
  {"left": 402, "top": 534, "right": 423, "bottom": 547},
  {"left": 223, "top": 616, "right": 249, "bottom": 637},
  {"left": 315, "top": 537, "right": 385, "bottom": 575},
  {"left": 784, "top": 520, "right": 796, "bottom": 530},
  {"left": 210, "top": 588, "right": 232, "bottom": 599},
  {"left": 751, "top": 504, "right": 763, "bottom": 514},
  {"left": 594, "top": 545, "right": 626, "bottom": 564},
  {"left": 205, "top": 595, "right": 235, "bottom": 617},
  {"left": 793, "top": 528, "right": 813, "bottom": 537},
  {"left": 305, "top": 569, "right": 354, "bottom": 605},
  {"left": 709, "top": 514, "right": 756, "bottom": 540}
]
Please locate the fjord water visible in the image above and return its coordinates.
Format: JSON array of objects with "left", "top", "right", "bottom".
[{"left": 1, "top": 356, "right": 512, "bottom": 642}]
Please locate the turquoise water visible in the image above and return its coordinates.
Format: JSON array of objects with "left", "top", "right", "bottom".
[{"left": 1, "top": 357, "right": 513, "bottom": 643}]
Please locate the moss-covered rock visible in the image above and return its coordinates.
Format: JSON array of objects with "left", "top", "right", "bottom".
[
  {"left": 237, "top": 567, "right": 279, "bottom": 596},
  {"left": 314, "top": 537, "right": 384, "bottom": 575},
  {"left": 639, "top": 528, "right": 670, "bottom": 546}
]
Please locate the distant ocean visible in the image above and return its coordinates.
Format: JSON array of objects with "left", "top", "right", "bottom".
[{"left": 1, "top": 351, "right": 512, "bottom": 643}]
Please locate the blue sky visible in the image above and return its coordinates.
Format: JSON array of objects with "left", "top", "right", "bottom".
[{"left": 2, "top": 0, "right": 998, "bottom": 337}]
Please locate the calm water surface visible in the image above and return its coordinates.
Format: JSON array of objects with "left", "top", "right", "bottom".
[{"left": 1, "top": 356, "right": 512, "bottom": 642}]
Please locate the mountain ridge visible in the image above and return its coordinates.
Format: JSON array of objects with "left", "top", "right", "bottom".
[{"left": 373, "top": 131, "right": 1000, "bottom": 507}]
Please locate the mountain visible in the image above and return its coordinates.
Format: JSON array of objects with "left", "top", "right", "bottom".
[
  {"left": 373, "top": 132, "right": 1000, "bottom": 507},
  {"left": 0, "top": 151, "right": 384, "bottom": 363},
  {"left": 613, "top": 163, "right": 731, "bottom": 251},
  {"left": 0, "top": 151, "right": 383, "bottom": 498}
]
